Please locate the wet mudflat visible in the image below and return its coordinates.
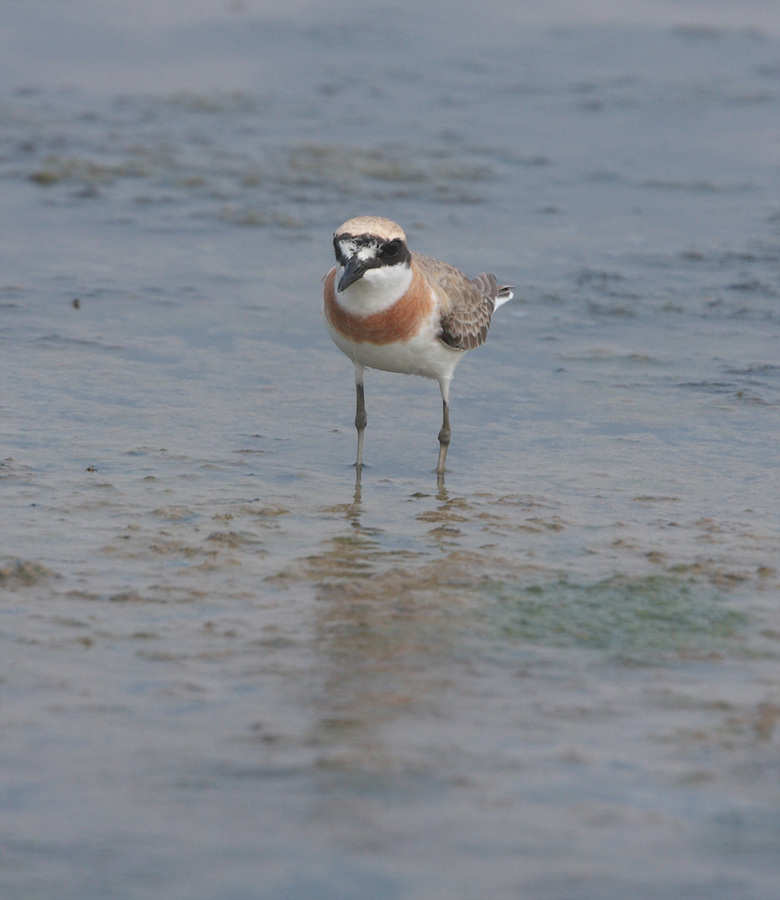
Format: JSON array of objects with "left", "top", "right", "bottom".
[{"left": 1, "top": 2, "right": 780, "bottom": 898}]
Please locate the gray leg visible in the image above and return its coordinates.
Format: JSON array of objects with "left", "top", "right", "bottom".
[
  {"left": 354, "top": 367, "right": 367, "bottom": 469},
  {"left": 436, "top": 382, "right": 451, "bottom": 475}
]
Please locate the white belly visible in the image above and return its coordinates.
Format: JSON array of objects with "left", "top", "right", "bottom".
[{"left": 326, "top": 318, "right": 463, "bottom": 384}]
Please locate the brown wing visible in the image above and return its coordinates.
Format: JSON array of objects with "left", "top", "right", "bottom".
[{"left": 413, "top": 253, "right": 500, "bottom": 351}]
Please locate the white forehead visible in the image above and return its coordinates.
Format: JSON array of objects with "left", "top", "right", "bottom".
[{"left": 337, "top": 237, "right": 380, "bottom": 261}]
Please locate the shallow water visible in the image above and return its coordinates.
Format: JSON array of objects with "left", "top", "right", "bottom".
[{"left": 2, "top": 2, "right": 780, "bottom": 898}]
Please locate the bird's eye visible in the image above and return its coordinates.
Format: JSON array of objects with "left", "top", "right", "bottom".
[{"left": 382, "top": 240, "right": 402, "bottom": 261}]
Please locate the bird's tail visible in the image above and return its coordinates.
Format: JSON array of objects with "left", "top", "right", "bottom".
[
  {"left": 472, "top": 273, "right": 515, "bottom": 310},
  {"left": 495, "top": 284, "right": 514, "bottom": 309}
]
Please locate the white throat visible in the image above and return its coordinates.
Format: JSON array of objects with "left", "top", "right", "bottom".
[{"left": 336, "top": 262, "right": 413, "bottom": 317}]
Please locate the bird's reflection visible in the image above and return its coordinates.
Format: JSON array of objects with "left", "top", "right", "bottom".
[
  {"left": 436, "top": 470, "right": 448, "bottom": 503},
  {"left": 345, "top": 465, "right": 450, "bottom": 527},
  {"left": 346, "top": 465, "right": 363, "bottom": 527},
  {"left": 305, "top": 464, "right": 479, "bottom": 772}
]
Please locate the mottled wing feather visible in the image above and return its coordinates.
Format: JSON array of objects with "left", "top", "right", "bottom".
[
  {"left": 440, "top": 284, "right": 493, "bottom": 350},
  {"left": 413, "top": 253, "right": 505, "bottom": 351}
]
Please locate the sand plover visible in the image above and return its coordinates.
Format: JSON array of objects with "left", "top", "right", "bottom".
[{"left": 323, "top": 216, "right": 513, "bottom": 475}]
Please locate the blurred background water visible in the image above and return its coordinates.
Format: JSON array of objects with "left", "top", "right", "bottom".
[{"left": 1, "top": 2, "right": 779, "bottom": 898}]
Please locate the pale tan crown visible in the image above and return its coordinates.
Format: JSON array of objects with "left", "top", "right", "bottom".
[{"left": 334, "top": 216, "right": 407, "bottom": 242}]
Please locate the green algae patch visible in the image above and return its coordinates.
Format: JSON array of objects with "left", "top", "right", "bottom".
[{"left": 488, "top": 574, "right": 748, "bottom": 663}]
